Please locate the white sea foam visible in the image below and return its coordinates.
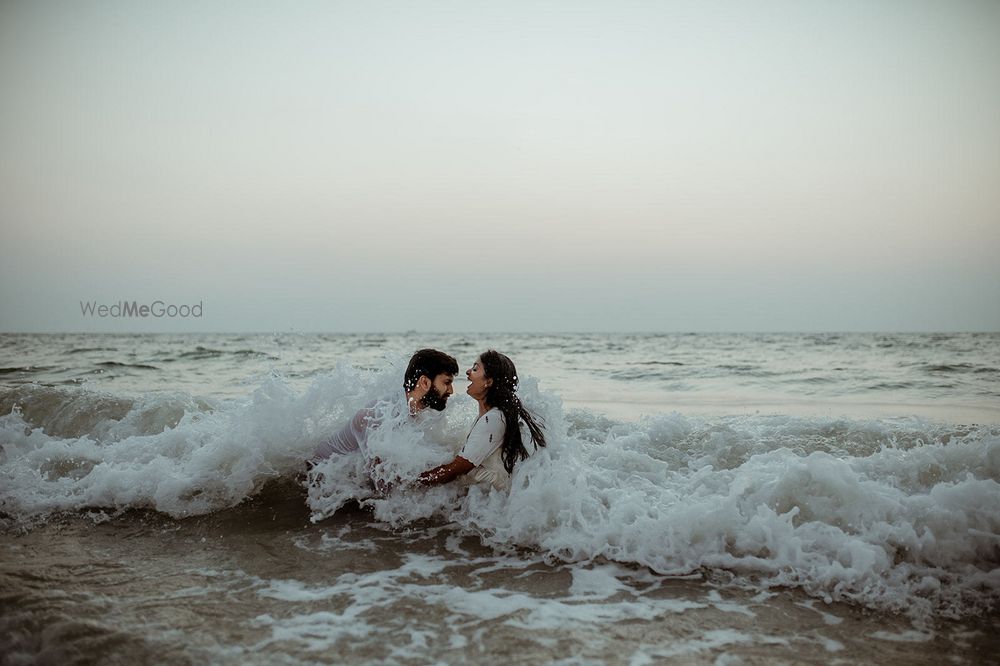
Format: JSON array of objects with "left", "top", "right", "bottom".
[
  {"left": 1, "top": 355, "right": 999, "bottom": 621},
  {"left": 795, "top": 599, "right": 843, "bottom": 625},
  {"left": 439, "top": 405, "right": 1000, "bottom": 622},
  {"left": 869, "top": 629, "right": 933, "bottom": 642},
  {"left": 247, "top": 553, "right": 706, "bottom": 657},
  {"left": 252, "top": 611, "right": 374, "bottom": 651},
  {"left": 629, "top": 630, "right": 755, "bottom": 664}
]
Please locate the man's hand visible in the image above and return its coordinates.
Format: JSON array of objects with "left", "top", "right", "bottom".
[{"left": 368, "top": 456, "right": 403, "bottom": 497}]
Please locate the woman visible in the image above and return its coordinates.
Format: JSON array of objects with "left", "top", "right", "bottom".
[{"left": 419, "top": 350, "right": 546, "bottom": 491}]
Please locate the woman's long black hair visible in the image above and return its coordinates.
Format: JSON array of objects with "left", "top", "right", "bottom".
[{"left": 479, "top": 350, "right": 546, "bottom": 474}]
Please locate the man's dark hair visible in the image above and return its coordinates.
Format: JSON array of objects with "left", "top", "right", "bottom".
[{"left": 403, "top": 349, "right": 459, "bottom": 391}]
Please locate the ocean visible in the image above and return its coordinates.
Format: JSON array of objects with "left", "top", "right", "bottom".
[{"left": 1, "top": 332, "right": 998, "bottom": 664}]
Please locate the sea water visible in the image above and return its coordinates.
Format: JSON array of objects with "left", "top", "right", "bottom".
[{"left": 1, "top": 332, "right": 998, "bottom": 664}]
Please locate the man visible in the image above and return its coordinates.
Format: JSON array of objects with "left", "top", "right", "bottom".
[{"left": 307, "top": 348, "right": 458, "bottom": 467}]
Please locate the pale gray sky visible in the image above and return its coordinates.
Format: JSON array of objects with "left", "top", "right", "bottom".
[{"left": 1, "top": 0, "right": 998, "bottom": 332}]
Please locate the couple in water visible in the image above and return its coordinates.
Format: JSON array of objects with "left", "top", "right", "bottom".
[{"left": 308, "top": 349, "right": 546, "bottom": 492}]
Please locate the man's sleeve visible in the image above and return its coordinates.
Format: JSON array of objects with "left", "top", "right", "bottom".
[
  {"left": 459, "top": 412, "right": 506, "bottom": 466},
  {"left": 352, "top": 406, "right": 376, "bottom": 456}
]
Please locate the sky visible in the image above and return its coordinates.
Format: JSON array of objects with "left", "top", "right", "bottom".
[{"left": 1, "top": 0, "right": 998, "bottom": 333}]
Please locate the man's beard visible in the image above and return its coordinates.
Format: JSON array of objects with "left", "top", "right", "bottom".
[{"left": 421, "top": 386, "right": 448, "bottom": 411}]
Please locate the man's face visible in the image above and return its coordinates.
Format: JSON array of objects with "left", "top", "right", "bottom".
[{"left": 421, "top": 373, "right": 455, "bottom": 411}]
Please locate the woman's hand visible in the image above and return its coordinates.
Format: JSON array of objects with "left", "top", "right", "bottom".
[{"left": 418, "top": 456, "right": 475, "bottom": 486}]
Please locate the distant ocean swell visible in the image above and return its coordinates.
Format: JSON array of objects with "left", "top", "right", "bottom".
[{"left": 1, "top": 363, "right": 998, "bottom": 625}]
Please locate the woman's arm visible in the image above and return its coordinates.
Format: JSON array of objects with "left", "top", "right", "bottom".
[
  {"left": 421, "top": 410, "right": 505, "bottom": 486},
  {"left": 418, "top": 456, "right": 475, "bottom": 486}
]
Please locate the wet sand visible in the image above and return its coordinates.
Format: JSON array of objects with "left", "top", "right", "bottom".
[{"left": 2, "top": 491, "right": 997, "bottom": 665}]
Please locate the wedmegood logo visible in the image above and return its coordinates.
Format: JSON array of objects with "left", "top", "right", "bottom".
[{"left": 79, "top": 300, "right": 204, "bottom": 318}]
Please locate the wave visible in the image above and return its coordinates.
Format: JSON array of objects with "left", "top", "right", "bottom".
[
  {"left": 177, "top": 346, "right": 227, "bottom": 360},
  {"left": 95, "top": 361, "right": 160, "bottom": 370},
  {"left": 172, "top": 346, "right": 279, "bottom": 361},
  {"left": 232, "top": 348, "right": 280, "bottom": 359},
  {"left": 866, "top": 382, "right": 919, "bottom": 391},
  {"left": 0, "top": 384, "right": 216, "bottom": 441},
  {"left": 714, "top": 365, "right": 779, "bottom": 378},
  {"left": 1, "top": 360, "right": 998, "bottom": 623},
  {"left": 923, "top": 363, "right": 978, "bottom": 374},
  {"left": 0, "top": 366, "right": 57, "bottom": 375}
]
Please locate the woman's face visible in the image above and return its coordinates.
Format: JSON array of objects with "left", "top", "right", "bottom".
[{"left": 466, "top": 356, "right": 492, "bottom": 401}]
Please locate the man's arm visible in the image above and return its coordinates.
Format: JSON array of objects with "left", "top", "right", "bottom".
[{"left": 418, "top": 456, "right": 475, "bottom": 486}]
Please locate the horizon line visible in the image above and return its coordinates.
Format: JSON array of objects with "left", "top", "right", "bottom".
[{"left": 2, "top": 329, "right": 998, "bottom": 336}]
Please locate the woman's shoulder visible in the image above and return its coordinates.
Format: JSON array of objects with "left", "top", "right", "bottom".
[
  {"left": 470, "top": 408, "right": 506, "bottom": 435},
  {"left": 481, "top": 407, "right": 506, "bottom": 425}
]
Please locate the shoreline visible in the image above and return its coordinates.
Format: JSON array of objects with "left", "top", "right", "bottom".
[{"left": 2, "top": 505, "right": 997, "bottom": 665}]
